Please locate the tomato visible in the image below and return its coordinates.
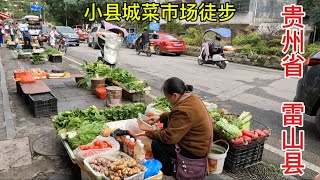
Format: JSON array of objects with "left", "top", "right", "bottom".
[
  {"left": 80, "top": 145, "right": 90, "bottom": 150},
  {"left": 94, "top": 140, "right": 101, "bottom": 146},
  {"left": 88, "top": 145, "right": 95, "bottom": 149},
  {"left": 100, "top": 144, "right": 109, "bottom": 148}
]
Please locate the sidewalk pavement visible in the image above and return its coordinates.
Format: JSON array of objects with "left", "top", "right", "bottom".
[{"left": 0, "top": 47, "right": 296, "bottom": 180}]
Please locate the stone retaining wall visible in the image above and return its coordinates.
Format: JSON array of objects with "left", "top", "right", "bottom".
[{"left": 184, "top": 46, "right": 284, "bottom": 70}]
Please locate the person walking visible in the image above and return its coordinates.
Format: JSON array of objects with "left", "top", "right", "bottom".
[
  {"left": 9, "top": 25, "right": 15, "bottom": 41},
  {"left": 0, "top": 23, "right": 5, "bottom": 48}
]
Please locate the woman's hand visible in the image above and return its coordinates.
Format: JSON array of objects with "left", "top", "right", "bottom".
[{"left": 145, "top": 116, "right": 160, "bottom": 125}]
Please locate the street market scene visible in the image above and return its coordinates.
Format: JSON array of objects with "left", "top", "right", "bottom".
[{"left": 0, "top": 0, "right": 320, "bottom": 180}]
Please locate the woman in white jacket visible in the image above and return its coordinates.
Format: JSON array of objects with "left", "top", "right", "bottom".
[{"left": 49, "top": 26, "right": 59, "bottom": 48}]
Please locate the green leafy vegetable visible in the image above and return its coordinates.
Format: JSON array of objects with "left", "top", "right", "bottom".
[
  {"left": 215, "top": 120, "right": 242, "bottom": 139},
  {"left": 45, "top": 47, "right": 62, "bottom": 54},
  {"left": 153, "top": 98, "right": 172, "bottom": 112},
  {"left": 67, "top": 120, "right": 106, "bottom": 150}
]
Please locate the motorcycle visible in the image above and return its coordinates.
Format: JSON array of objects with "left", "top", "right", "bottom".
[
  {"left": 197, "top": 28, "right": 235, "bottom": 69},
  {"left": 135, "top": 38, "right": 151, "bottom": 57},
  {"left": 56, "top": 34, "right": 68, "bottom": 53}
]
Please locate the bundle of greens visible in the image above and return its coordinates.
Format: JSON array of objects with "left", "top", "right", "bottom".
[
  {"left": 55, "top": 103, "right": 147, "bottom": 150},
  {"left": 103, "top": 103, "right": 147, "bottom": 121},
  {"left": 53, "top": 106, "right": 105, "bottom": 132},
  {"left": 123, "top": 81, "right": 146, "bottom": 92},
  {"left": 67, "top": 121, "right": 107, "bottom": 150},
  {"left": 111, "top": 68, "right": 138, "bottom": 84},
  {"left": 30, "top": 54, "right": 46, "bottom": 63},
  {"left": 45, "top": 47, "right": 61, "bottom": 55},
  {"left": 153, "top": 98, "right": 172, "bottom": 111}
]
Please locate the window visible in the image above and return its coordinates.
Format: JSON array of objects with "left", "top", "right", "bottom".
[
  {"left": 230, "top": 0, "right": 250, "bottom": 12},
  {"left": 57, "top": 27, "right": 75, "bottom": 33},
  {"left": 164, "top": 34, "right": 177, "bottom": 39},
  {"left": 203, "top": 0, "right": 221, "bottom": 5},
  {"left": 151, "top": 34, "right": 160, "bottom": 39}
]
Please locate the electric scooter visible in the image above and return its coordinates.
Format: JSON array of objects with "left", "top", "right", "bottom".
[{"left": 97, "top": 34, "right": 121, "bottom": 68}]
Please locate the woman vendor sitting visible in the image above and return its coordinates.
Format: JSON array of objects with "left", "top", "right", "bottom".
[{"left": 144, "top": 77, "right": 213, "bottom": 177}]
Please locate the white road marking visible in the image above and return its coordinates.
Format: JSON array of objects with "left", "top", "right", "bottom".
[
  {"left": 63, "top": 55, "right": 83, "bottom": 65},
  {"left": 63, "top": 51, "right": 320, "bottom": 174},
  {"left": 264, "top": 144, "right": 320, "bottom": 173}
]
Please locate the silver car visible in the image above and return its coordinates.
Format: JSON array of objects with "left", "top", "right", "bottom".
[
  {"left": 87, "top": 25, "right": 105, "bottom": 49},
  {"left": 56, "top": 26, "right": 80, "bottom": 46}
]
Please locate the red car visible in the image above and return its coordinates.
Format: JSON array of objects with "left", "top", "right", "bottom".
[{"left": 150, "top": 33, "right": 186, "bottom": 56}]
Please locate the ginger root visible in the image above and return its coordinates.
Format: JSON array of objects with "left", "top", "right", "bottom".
[{"left": 101, "top": 128, "right": 115, "bottom": 137}]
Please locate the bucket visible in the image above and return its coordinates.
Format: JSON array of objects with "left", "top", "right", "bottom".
[
  {"left": 106, "top": 86, "right": 122, "bottom": 106},
  {"left": 91, "top": 77, "right": 106, "bottom": 95},
  {"left": 207, "top": 140, "right": 229, "bottom": 174}
]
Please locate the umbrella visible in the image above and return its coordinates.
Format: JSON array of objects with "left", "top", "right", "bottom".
[
  {"left": 101, "top": 21, "right": 129, "bottom": 37},
  {"left": 205, "top": 28, "right": 232, "bottom": 38}
]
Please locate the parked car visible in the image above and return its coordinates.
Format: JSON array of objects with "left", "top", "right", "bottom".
[
  {"left": 149, "top": 33, "right": 186, "bottom": 56},
  {"left": 88, "top": 25, "right": 105, "bottom": 49},
  {"left": 56, "top": 26, "right": 80, "bottom": 46},
  {"left": 294, "top": 50, "right": 320, "bottom": 133}
]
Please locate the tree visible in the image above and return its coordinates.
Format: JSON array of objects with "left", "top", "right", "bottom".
[{"left": 300, "top": 0, "right": 320, "bottom": 26}]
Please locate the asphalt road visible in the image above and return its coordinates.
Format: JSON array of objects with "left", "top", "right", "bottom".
[{"left": 64, "top": 43, "right": 320, "bottom": 178}]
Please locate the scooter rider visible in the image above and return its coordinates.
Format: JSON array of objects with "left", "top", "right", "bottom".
[
  {"left": 209, "top": 34, "right": 223, "bottom": 57},
  {"left": 138, "top": 27, "right": 150, "bottom": 51}
]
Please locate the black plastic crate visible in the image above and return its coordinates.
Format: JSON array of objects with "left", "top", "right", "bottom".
[
  {"left": 224, "top": 140, "right": 265, "bottom": 172},
  {"left": 16, "top": 82, "right": 23, "bottom": 95},
  {"left": 28, "top": 92, "right": 58, "bottom": 118},
  {"left": 48, "top": 55, "right": 62, "bottom": 63}
]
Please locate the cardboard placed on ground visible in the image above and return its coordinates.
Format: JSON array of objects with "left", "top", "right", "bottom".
[{"left": 0, "top": 137, "right": 32, "bottom": 170}]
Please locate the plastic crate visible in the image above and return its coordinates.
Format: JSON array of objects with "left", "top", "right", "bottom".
[
  {"left": 27, "top": 92, "right": 58, "bottom": 118},
  {"left": 224, "top": 139, "right": 265, "bottom": 172},
  {"left": 48, "top": 55, "right": 62, "bottom": 63},
  {"left": 16, "top": 82, "right": 23, "bottom": 95}
]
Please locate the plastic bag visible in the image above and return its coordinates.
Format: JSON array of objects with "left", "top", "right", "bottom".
[
  {"left": 74, "top": 136, "right": 120, "bottom": 161},
  {"left": 204, "top": 102, "right": 218, "bottom": 111},
  {"left": 20, "top": 73, "right": 36, "bottom": 83},
  {"left": 145, "top": 104, "right": 164, "bottom": 116},
  {"left": 143, "top": 159, "right": 162, "bottom": 179},
  {"left": 137, "top": 113, "right": 154, "bottom": 132},
  {"left": 124, "top": 118, "right": 144, "bottom": 134}
]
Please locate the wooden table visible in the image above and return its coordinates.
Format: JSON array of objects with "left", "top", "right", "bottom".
[{"left": 20, "top": 80, "right": 51, "bottom": 94}]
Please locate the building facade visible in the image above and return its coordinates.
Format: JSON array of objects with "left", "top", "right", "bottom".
[{"left": 157, "top": 0, "right": 298, "bottom": 27}]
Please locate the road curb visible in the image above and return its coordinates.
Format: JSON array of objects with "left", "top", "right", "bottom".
[{"left": 0, "top": 56, "right": 16, "bottom": 139}]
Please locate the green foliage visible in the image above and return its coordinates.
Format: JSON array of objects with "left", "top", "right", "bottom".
[
  {"left": 45, "top": 47, "right": 61, "bottom": 55},
  {"left": 30, "top": 55, "right": 46, "bottom": 62},
  {"left": 78, "top": 61, "right": 112, "bottom": 88},
  {"left": 234, "top": 33, "right": 284, "bottom": 56},
  {"left": 153, "top": 97, "right": 172, "bottom": 111},
  {"left": 300, "top": 0, "right": 320, "bottom": 26},
  {"left": 233, "top": 33, "right": 261, "bottom": 46},
  {"left": 304, "top": 43, "right": 320, "bottom": 58},
  {"left": 180, "top": 28, "right": 203, "bottom": 46},
  {"left": 166, "top": 20, "right": 185, "bottom": 35}
]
